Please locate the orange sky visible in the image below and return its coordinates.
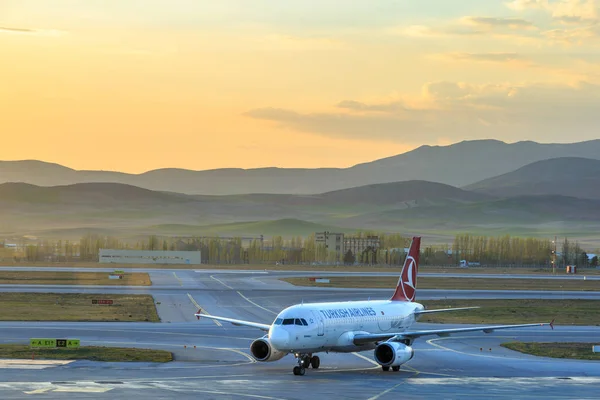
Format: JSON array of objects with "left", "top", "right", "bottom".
[{"left": 1, "top": 1, "right": 600, "bottom": 173}]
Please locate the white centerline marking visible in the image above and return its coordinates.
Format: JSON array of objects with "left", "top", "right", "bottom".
[
  {"left": 210, "top": 275, "right": 234, "bottom": 289},
  {"left": 187, "top": 293, "right": 222, "bottom": 326}
]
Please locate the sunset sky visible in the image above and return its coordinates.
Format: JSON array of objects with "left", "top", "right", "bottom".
[{"left": 2, "top": 0, "right": 600, "bottom": 173}]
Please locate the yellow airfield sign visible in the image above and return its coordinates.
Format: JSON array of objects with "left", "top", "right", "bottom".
[{"left": 30, "top": 338, "right": 80, "bottom": 348}]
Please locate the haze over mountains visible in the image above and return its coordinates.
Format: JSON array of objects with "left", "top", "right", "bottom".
[
  {"left": 1, "top": 139, "right": 600, "bottom": 247},
  {"left": 2, "top": 139, "right": 600, "bottom": 195},
  {"left": 465, "top": 157, "right": 600, "bottom": 200}
]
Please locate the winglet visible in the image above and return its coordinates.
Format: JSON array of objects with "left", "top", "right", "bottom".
[
  {"left": 550, "top": 319, "right": 555, "bottom": 330},
  {"left": 196, "top": 308, "right": 202, "bottom": 320}
]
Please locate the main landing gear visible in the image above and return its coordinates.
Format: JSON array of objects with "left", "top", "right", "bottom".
[
  {"left": 292, "top": 354, "right": 320, "bottom": 375},
  {"left": 381, "top": 366, "right": 401, "bottom": 372}
]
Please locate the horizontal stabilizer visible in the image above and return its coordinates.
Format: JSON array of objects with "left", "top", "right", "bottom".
[{"left": 415, "top": 306, "right": 480, "bottom": 315}]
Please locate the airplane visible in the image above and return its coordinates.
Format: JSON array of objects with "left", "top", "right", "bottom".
[{"left": 194, "top": 236, "right": 554, "bottom": 376}]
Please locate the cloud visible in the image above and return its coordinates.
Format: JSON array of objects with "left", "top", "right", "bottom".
[
  {"left": 544, "top": 24, "right": 600, "bottom": 44},
  {"left": 506, "top": 0, "right": 599, "bottom": 23},
  {"left": 335, "top": 100, "right": 406, "bottom": 113},
  {"left": 505, "top": 0, "right": 550, "bottom": 11},
  {"left": 461, "top": 16, "right": 536, "bottom": 30},
  {"left": 398, "top": 16, "right": 539, "bottom": 42},
  {"left": 551, "top": 0, "right": 599, "bottom": 22},
  {"left": 0, "top": 26, "right": 65, "bottom": 37},
  {"left": 433, "top": 52, "right": 527, "bottom": 63},
  {"left": 244, "top": 81, "right": 600, "bottom": 144}
]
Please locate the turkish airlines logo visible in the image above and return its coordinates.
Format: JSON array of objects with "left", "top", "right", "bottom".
[{"left": 401, "top": 256, "right": 417, "bottom": 301}]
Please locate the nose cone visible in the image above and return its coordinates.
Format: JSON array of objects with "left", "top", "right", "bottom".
[{"left": 269, "top": 327, "right": 289, "bottom": 350}]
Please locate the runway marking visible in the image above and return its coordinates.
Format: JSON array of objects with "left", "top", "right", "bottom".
[
  {"left": 217, "top": 348, "right": 256, "bottom": 363},
  {"left": 23, "top": 384, "right": 113, "bottom": 395},
  {"left": 351, "top": 352, "right": 379, "bottom": 366},
  {"left": 0, "top": 359, "right": 74, "bottom": 370},
  {"left": 53, "top": 386, "right": 112, "bottom": 393},
  {"left": 23, "top": 388, "right": 52, "bottom": 394},
  {"left": 236, "top": 291, "right": 278, "bottom": 315},
  {"left": 187, "top": 293, "right": 222, "bottom": 326},
  {"left": 425, "top": 334, "right": 585, "bottom": 362},
  {"left": 367, "top": 382, "right": 408, "bottom": 400},
  {"left": 348, "top": 352, "right": 454, "bottom": 378},
  {"left": 210, "top": 275, "right": 234, "bottom": 289},
  {"left": 173, "top": 272, "right": 182, "bottom": 286}
]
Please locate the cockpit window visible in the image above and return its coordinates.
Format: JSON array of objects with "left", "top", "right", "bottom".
[{"left": 280, "top": 318, "right": 308, "bottom": 326}]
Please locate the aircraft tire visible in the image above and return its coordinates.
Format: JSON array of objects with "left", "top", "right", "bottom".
[
  {"left": 382, "top": 366, "right": 390, "bottom": 372},
  {"left": 310, "top": 356, "right": 320, "bottom": 369}
]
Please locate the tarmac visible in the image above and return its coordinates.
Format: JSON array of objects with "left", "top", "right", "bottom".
[{"left": 0, "top": 267, "right": 598, "bottom": 399}]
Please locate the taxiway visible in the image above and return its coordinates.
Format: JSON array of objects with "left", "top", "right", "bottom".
[{"left": 0, "top": 267, "right": 598, "bottom": 399}]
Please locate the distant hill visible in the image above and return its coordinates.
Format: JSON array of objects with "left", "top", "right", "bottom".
[
  {"left": 3, "top": 139, "right": 600, "bottom": 194},
  {"left": 0, "top": 180, "right": 491, "bottom": 239},
  {"left": 316, "top": 180, "right": 491, "bottom": 206},
  {"left": 2, "top": 181, "right": 600, "bottom": 246},
  {"left": 0, "top": 182, "right": 189, "bottom": 206},
  {"left": 343, "top": 195, "right": 600, "bottom": 230},
  {"left": 465, "top": 157, "right": 600, "bottom": 200},
  {"left": 0, "top": 180, "right": 485, "bottom": 210}
]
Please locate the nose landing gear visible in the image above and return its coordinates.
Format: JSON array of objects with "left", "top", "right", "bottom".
[{"left": 293, "top": 354, "right": 320, "bottom": 375}]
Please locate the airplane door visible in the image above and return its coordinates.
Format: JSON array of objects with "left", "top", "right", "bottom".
[{"left": 312, "top": 311, "right": 325, "bottom": 336}]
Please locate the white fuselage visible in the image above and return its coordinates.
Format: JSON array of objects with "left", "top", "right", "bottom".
[{"left": 268, "top": 300, "right": 425, "bottom": 354}]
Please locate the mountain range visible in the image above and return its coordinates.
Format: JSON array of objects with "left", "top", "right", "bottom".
[
  {"left": 2, "top": 139, "right": 600, "bottom": 247},
  {"left": 2, "top": 139, "right": 600, "bottom": 195}
]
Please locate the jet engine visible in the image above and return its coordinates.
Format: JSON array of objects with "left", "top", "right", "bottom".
[
  {"left": 250, "top": 337, "right": 287, "bottom": 362},
  {"left": 374, "top": 342, "right": 414, "bottom": 367}
]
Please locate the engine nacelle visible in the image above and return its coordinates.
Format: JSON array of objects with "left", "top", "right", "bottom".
[
  {"left": 374, "top": 342, "right": 414, "bottom": 367},
  {"left": 250, "top": 338, "right": 286, "bottom": 362}
]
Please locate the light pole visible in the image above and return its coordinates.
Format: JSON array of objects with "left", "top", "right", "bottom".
[{"left": 551, "top": 236, "right": 557, "bottom": 275}]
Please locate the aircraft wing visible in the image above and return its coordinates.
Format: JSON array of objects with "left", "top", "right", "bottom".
[
  {"left": 414, "top": 306, "right": 480, "bottom": 315},
  {"left": 353, "top": 320, "right": 554, "bottom": 346},
  {"left": 195, "top": 312, "right": 271, "bottom": 332}
]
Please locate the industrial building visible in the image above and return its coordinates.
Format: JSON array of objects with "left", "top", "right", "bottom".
[
  {"left": 315, "top": 232, "right": 381, "bottom": 262},
  {"left": 99, "top": 249, "right": 201, "bottom": 265},
  {"left": 315, "top": 232, "right": 344, "bottom": 257}
]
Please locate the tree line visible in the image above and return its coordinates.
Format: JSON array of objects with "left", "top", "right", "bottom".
[{"left": 3, "top": 233, "right": 598, "bottom": 267}]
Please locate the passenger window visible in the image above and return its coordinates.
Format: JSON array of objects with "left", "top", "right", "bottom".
[{"left": 282, "top": 318, "right": 294, "bottom": 325}]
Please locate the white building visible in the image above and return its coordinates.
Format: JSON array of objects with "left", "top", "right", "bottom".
[{"left": 99, "top": 249, "right": 201, "bottom": 265}]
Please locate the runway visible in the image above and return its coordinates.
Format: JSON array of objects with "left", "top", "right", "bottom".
[{"left": 0, "top": 267, "right": 599, "bottom": 398}]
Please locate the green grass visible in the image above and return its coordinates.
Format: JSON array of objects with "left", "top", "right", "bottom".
[
  {"left": 418, "top": 299, "right": 599, "bottom": 325},
  {"left": 501, "top": 342, "right": 600, "bottom": 361},
  {"left": 0, "top": 271, "right": 151, "bottom": 286},
  {"left": 0, "top": 293, "right": 160, "bottom": 322},
  {"left": 0, "top": 344, "right": 172, "bottom": 362},
  {"left": 282, "top": 276, "right": 600, "bottom": 290}
]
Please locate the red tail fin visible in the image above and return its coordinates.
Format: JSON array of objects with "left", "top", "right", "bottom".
[{"left": 390, "top": 236, "right": 421, "bottom": 302}]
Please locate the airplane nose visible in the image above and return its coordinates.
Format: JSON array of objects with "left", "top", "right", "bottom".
[{"left": 269, "top": 328, "right": 289, "bottom": 349}]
